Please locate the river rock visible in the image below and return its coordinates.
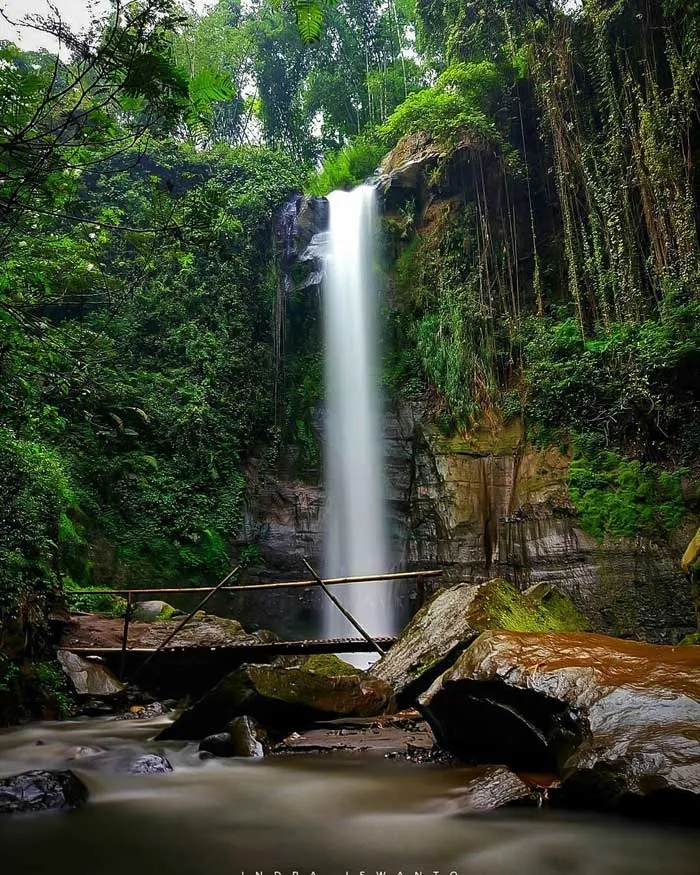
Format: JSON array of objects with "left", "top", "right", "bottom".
[
  {"left": 419, "top": 631, "right": 700, "bottom": 817},
  {"left": 426, "top": 765, "right": 535, "bottom": 814},
  {"left": 159, "top": 655, "right": 392, "bottom": 740},
  {"left": 370, "top": 579, "right": 587, "bottom": 704},
  {"left": 122, "top": 754, "right": 173, "bottom": 775},
  {"left": 0, "top": 770, "right": 88, "bottom": 814},
  {"left": 199, "top": 717, "right": 268, "bottom": 758},
  {"left": 131, "top": 600, "right": 176, "bottom": 621},
  {"left": 228, "top": 715, "right": 268, "bottom": 757},
  {"left": 57, "top": 650, "right": 125, "bottom": 697}
]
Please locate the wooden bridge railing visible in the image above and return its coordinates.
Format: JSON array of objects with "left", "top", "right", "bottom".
[{"left": 65, "top": 565, "right": 443, "bottom": 680}]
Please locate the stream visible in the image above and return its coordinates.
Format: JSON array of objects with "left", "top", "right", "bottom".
[{"left": 1, "top": 715, "right": 699, "bottom": 874}]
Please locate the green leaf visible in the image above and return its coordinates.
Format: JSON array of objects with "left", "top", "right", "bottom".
[{"left": 294, "top": 0, "right": 327, "bottom": 43}]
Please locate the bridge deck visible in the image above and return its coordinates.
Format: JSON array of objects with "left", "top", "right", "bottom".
[{"left": 68, "top": 636, "right": 397, "bottom": 659}]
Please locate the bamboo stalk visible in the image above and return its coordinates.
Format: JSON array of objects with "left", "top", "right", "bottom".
[
  {"left": 118, "top": 591, "right": 133, "bottom": 681},
  {"left": 129, "top": 565, "right": 241, "bottom": 682},
  {"left": 303, "top": 558, "right": 385, "bottom": 657},
  {"left": 64, "top": 568, "right": 442, "bottom": 597}
]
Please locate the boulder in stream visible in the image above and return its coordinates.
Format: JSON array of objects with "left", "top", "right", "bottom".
[
  {"left": 370, "top": 578, "right": 587, "bottom": 704},
  {"left": 0, "top": 770, "right": 88, "bottom": 814},
  {"left": 425, "top": 765, "right": 537, "bottom": 814},
  {"left": 159, "top": 654, "right": 393, "bottom": 740},
  {"left": 57, "top": 649, "right": 125, "bottom": 698},
  {"left": 199, "top": 716, "right": 269, "bottom": 758},
  {"left": 419, "top": 630, "right": 700, "bottom": 819}
]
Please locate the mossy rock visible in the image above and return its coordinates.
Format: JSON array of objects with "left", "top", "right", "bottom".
[
  {"left": 132, "top": 600, "right": 176, "bottom": 622},
  {"left": 158, "top": 654, "right": 391, "bottom": 741},
  {"left": 370, "top": 578, "right": 588, "bottom": 705},
  {"left": 679, "top": 632, "right": 700, "bottom": 646}
]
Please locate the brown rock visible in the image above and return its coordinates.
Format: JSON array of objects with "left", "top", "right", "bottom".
[
  {"left": 419, "top": 631, "right": 700, "bottom": 817},
  {"left": 370, "top": 579, "right": 586, "bottom": 704}
]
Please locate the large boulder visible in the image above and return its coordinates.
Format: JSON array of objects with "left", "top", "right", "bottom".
[
  {"left": 159, "top": 654, "right": 392, "bottom": 740},
  {"left": 57, "top": 650, "right": 124, "bottom": 697},
  {"left": 370, "top": 579, "right": 587, "bottom": 704},
  {"left": 131, "top": 600, "right": 176, "bottom": 621},
  {"left": 0, "top": 770, "right": 88, "bottom": 814},
  {"left": 419, "top": 630, "right": 700, "bottom": 818}
]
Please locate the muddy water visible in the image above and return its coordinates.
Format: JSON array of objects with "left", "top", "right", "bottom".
[{"left": 1, "top": 715, "right": 698, "bottom": 875}]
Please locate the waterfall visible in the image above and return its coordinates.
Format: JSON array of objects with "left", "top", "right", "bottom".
[{"left": 322, "top": 185, "right": 394, "bottom": 664}]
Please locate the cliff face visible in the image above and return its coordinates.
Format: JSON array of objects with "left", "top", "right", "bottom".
[
  {"left": 391, "top": 408, "right": 696, "bottom": 643},
  {"left": 240, "top": 405, "right": 696, "bottom": 644},
  {"left": 238, "top": 180, "right": 697, "bottom": 644}
]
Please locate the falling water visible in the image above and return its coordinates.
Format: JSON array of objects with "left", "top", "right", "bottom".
[{"left": 323, "top": 185, "right": 394, "bottom": 662}]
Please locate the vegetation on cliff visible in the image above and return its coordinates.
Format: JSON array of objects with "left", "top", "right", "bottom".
[{"left": 2, "top": 0, "right": 700, "bottom": 714}]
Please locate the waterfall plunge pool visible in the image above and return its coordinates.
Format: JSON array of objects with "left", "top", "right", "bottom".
[{"left": 1, "top": 714, "right": 698, "bottom": 875}]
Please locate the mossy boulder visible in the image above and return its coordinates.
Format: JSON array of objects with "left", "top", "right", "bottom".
[
  {"left": 158, "top": 654, "right": 392, "bottom": 741},
  {"left": 131, "top": 600, "right": 177, "bottom": 622},
  {"left": 369, "top": 578, "right": 588, "bottom": 705}
]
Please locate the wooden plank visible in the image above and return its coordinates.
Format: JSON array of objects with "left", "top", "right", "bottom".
[{"left": 67, "top": 636, "right": 398, "bottom": 657}]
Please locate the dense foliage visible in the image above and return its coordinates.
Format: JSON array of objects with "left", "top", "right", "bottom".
[
  {"left": 3, "top": 0, "right": 700, "bottom": 718},
  {"left": 380, "top": 0, "right": 700, "bottom": 541}
]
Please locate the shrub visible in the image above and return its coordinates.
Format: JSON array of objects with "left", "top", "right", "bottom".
[
  {"left": 379, "top": 62, "right": 504, "bottom": 149},
  {"left": 305, "top": 136, "right": 386, "bottom": 196}
]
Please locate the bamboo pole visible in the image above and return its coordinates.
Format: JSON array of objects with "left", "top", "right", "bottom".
[
  {"left": 303, "top": 558, "right": 385, "bottom": 657},
  {"left": 63, "top": 568, "right": 442, "bottom": 597},
  {"left": 118, "top": 591, "right": 133, "bottom": 681},
  {"left": 129, "top": 565, "right": 241, "bottom": 682}
]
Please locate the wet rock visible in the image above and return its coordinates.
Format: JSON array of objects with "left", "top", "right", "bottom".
[
  {"left": 65, "top": 745, "right": 104, "bottom": 761},
  {"left": 198, "top": 717, "right": 268, "bottom": 758},
  {"left": 228, "top": 716, "right": 268, "bottom": 757},
  {"left": 419, "top": 631, "right": 700, "bottom": 818},
  {"left": 370, "top": 579, "right": 586, "bottom": 704},
  {"left": 278, "top": 713, "right": 436, "bottom": 758},
  {"left": 424, "top": 766, "right": 535, "bottom": 814},
  {"left": 120, "top": 702, "right": 168, "bottom": 720},
  {"left": 198, "top": 732, "right": 235, "bottom": 757},
  {"left": 57, "top": 650, "right": 125, "bottom": 697},
  {"left": 131, "top": 600, "right": 176, "bottom": 621},
  {"left": 122, "top": 754, "right": 173, "bottom": 775},
  {"left": 0, "top": 770, "right": 88, "bottom": 814},
  {"left": 158, "top": 655, "right": 392, "bottom": 740}
]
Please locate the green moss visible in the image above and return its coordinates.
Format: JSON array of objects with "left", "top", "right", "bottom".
[
  {"left": 679, "top": 632, "right": 700, "bottom": 646},
  {"left": 301, "top": 654, "right": 360, "bottom": 676},
  {"left": 155, "top": 604, "right": 176, "bottom": 621},
  {"left": 482, "top": 579, "right": 589, "bottom": 633},
  {"left": 569, "top": 436, "right": 689, "bottom": 542}
]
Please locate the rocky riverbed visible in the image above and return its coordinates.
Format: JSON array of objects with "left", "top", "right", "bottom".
[{"left": 3, "top": 577, "right": 699, "bottom": 874}]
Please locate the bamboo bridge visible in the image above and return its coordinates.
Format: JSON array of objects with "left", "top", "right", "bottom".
[{"left": 64, "top": 564, "right": 443, "bottom": 690}]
